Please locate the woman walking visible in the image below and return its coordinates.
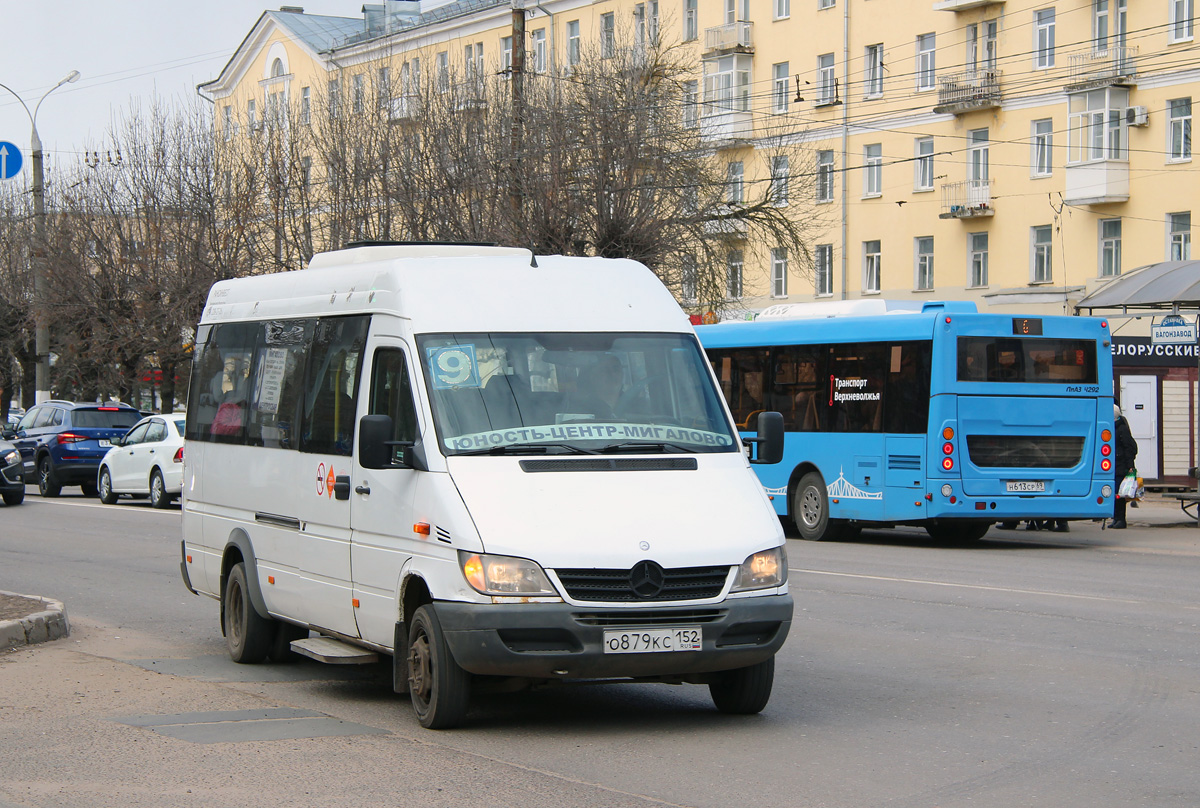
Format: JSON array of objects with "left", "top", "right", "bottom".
[{"left": 1111, "top": 403, "right": 1138, "bottom": 529}]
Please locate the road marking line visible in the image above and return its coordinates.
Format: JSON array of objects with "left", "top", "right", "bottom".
[
  {"left": 790, "top": 567, "right": 1144, "bottom": 604},
  {"left": 20, "top": 498, "right": 178, "bottom": 514}
]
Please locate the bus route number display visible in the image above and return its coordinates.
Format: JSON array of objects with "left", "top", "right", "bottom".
[{"left": 1012, "top": 317, "right": 1043, "bottom": 336}]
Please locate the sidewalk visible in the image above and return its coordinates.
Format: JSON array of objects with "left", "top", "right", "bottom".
[{"left": 0, "top": 591, "right": 69, "bottom": 651}]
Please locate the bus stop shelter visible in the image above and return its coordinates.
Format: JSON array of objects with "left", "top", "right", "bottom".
[{"left": 1076, "top": 261, "right": 1200, "bottom": 520}]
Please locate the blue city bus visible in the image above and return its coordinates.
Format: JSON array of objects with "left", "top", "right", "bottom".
[{"left": 698, "top": 300, "right": 1116, "bottom": 541}]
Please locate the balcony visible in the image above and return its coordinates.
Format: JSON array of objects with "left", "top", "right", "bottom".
[
  {"left": 939, "top": 179, "right": 994, "bottom": 219},
  {"left": 932, "top": 0, "right": 1004, "bottom": 9},
  {"left": 1066, "top": 46, "right": 1138, "bottom": 91},
  {"left": 700, "top": 107, "right": 753, "bottom": 144},
  {"left": 1064, "top": 160, "right": 1129, "bottom": 205},
  {"left": 389, "top": 95, "right": 420, "bottom": 122},
  {"left": 933, "top": 70, "right": 1002, "bottom": 114},
  {"left": 452, "top": 81, "right": 487, "bottom": 112},
  {"left": 703, "top": 21, "right": 754, "bottom": 55}
]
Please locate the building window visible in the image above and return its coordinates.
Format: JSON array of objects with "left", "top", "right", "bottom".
[
  {"left": 1068, "top": 87, "right": 1128, "bottom": 163},
  {"left": 772, "top": 248, "right": 789, "bottom": 297},
  {"left": 969, "top": 232, "right": 989, "bottom": 287},
  {"left": 353, "top": 73, "right": 365, "bottom": 114},
  {"left": 223, "top": 105, "right": 233, "bottom": 140},
  {"left": 328, "top": 78, "right": 341, "bottom": 118},
  {"left": 775, "top": 0, "right": 790, "bottom": 19},
  {"left": 865, "top": 44, "right": 884, "bottom": 98},
  {"left": 817, "top": 53, "right": 836, "bottom": 104},
  {"left": 1032, "top": 225, "right": 1053, "bottom": 283},
  {"left": 727, "top": 251, "right": 744, "bottom": 299},
  {"left": 772, "top": 62, "right": 790, "bottom": 113},
  {"left": 1100, "top": 218, "right": 1122, "bottom": 276},
  {"left": 819, "top": 0, "right": 835, "bottom": 9},
  {"left": 1032, "top": 119, "right": 1054, "bottom": 176},
  {"left": 969, "top": 128, "right": 990, "bottom": 184},
  {"left": 915, "top": 237, "right": 934, "bottom": 291},
  {"left": 1170, "top": 98, "right": 1192, "bottom": 161},
  {"left": 1171, "top": 0, "right": 1194, "bottom": 42},
  {"left": 683, "top": 80, "right": 699, "bottom": 128},
  {"left": 770, "top": 155, "right": 789, "bottom": 206},
  {"left": 567, "top": 21, "right": 581, "bottom": 66},
  {"left": 601, "top": 12, "right": 616, "bottom": 58},
  {"left": 915, "top": 137, "right": 934, "bottom": 190},
  {"left": 727, "top": 161, "right": 744, "bottom": 204},
  {"left": 301, "top": 156, "right": 312, "bottom": 189},
  {"left": 817, "top": 150, "right": 834, "bottom": 202},
  {"left": 300, "top": 88, "right": 310, "bottom": 125},
  {"left": 377, "top": 66, "right": 391, "bottom": 107},
  {"left": 815, "top": 244, "right": 833, "bottom": 296},
  {"left": 684, "top": 0, "right": 697, "bottom": 41},
  {"left": 437, "top": 52, "right": 449, "bottom": 92},
  {"left": 917, "top": 33, "right": 936, "bottom": 91},
  {"left": 864, "top": 143, "right": 882, "bottom": 197},
  {"left": 681, "top": 256, "right": 697, "bottom": 304},
  {"left": 863, "top": 240, "right": 882, "bottom": 294},
  {"left": 704, "top": 55, "right": 751, "bottom": 114},
  {"left": 531, "top": 29, "right": 547, "bottom": 73},
  {"left": 502, "top": 36, "right": 513, "bottom": 73},
  {"left": 247, "top": 99, "right": 257, "bottom": 130},
  {"left": 1035, "top": 9, "right": 1056, "bottom": 68},
  {"left": 1170, "top": 212, "right": 1192, "bottom": 260}
]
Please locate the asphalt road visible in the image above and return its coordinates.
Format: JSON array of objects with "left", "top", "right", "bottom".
[{"left": 2, "top": 490, "right": 1199, "bottom": 808}]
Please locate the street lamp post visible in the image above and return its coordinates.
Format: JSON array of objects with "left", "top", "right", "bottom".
[{"left": 0, "top": 70, "right": 81, "bottom": 403}]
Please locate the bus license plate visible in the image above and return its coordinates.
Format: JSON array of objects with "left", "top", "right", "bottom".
[
  {"left": 603, "top": 626, "right": 702, "bottom": 654},
  {"left": 1006, "top": 480, "right": 1045, "bottom": 492}
]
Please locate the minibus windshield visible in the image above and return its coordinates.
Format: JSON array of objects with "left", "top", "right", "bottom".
[{"left": 417, "top": 333, "right": 740, "bottom": 456}]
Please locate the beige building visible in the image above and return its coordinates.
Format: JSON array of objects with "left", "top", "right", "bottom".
[{"left": 203, "top": 0, "right": 1199, "bottom": 480}]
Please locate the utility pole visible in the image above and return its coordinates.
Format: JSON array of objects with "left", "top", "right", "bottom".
[{"left": 510, "top": 0, "right": 526, "bottom": 225}]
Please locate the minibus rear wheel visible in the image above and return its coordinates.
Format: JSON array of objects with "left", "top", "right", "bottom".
[
  {"left": 224, "top": 562, "right": 273, "bottom": 664},
  {"left": 407, "top": 604, "right": 471, "bottom": 729},
  {"left": 709, "top": 657, "right": 775, "bottom": 714}
]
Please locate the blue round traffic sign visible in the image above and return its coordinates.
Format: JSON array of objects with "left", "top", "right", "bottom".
[{"left": 0, "top": 141, "right": 24, "bottom": 180}]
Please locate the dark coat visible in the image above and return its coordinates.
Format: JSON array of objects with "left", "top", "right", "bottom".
[{"left": 1114, "top": 415, "right": 1138, "bottom": 478}]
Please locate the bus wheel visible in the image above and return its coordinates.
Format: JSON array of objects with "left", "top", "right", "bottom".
[
  {"left": 795, "top": 472, "right": 833, "bottom": 541},
  {"left": 709, "top": 656, "right": 775, "bottom": 714},
  {"left": 407, "top": 604, "right": 471, "bottom": 729},
  {"left": 223, "top": 562, "right": 273, "bottom": 664},
  {"left": 925, "top": 520, "right": 991, "bottom": 542}
]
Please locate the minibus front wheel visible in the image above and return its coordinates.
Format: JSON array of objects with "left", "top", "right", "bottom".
[
  {"left": 407, "top": 604, "right": 472, "bottom": 729},
  {"left": 709, "top": 657, "right": 775, "bottom": 714}
]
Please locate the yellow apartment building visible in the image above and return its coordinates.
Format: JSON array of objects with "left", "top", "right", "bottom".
[{"left": 203, "top": 0, "right": 1199, "bottom": 482}]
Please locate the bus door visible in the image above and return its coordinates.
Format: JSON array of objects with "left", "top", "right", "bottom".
[
  {"left": 291, "top": 315, "right": 371, "bottom": 639},
  {"left": 349, "top": 340, "right": 423, "bottom": 649}
]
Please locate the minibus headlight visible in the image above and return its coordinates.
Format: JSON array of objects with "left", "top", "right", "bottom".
[
  {"left": 732, "top": 546, "right": 788, "bottom": 592},
  {"left": 458, "top": 551, "right": 557, "bottom": 596}
]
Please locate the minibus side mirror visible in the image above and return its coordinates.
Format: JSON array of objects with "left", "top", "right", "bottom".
[
  {"left": 359, "top": 414, "right": 427, "bottom": 471},
  {"left": 744, "top": 411, "right": 784, "bottom": 465}
]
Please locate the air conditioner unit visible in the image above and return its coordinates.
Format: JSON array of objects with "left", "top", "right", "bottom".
[{"left": 1126, "top": 105, "right": 1149, "bottom": 127}]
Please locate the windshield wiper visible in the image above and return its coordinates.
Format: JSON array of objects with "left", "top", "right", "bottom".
[
  {"left": 455, "top": 442, "right": 600, "bottom": 456},
  {"left": 598, "top": 441, "right": 693, "bottom": 454}
]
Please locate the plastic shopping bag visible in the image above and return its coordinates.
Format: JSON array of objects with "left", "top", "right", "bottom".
[{"left": 1118, "top": 471, "right": 1139, "bottom": 500}]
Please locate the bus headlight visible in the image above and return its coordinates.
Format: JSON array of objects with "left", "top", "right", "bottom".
[
  {"left": 732, "top": 546, "right": 788, "bottom": 591},
  {"left": 459, "top": 551, "right": 557, "bottom": 596}
]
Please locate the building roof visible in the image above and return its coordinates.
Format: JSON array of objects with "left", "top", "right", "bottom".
[
  {"left": 268, "top": 10, "right": 364, "bottom": 52},
  {"left": 1076, "top": 262, "right": 1200, "bottom": 313}
]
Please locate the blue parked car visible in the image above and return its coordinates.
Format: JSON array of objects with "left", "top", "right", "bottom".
[{"left": 11, "top": 401, "right": 142, "bottom": 497}]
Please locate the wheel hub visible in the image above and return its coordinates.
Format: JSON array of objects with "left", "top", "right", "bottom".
[{"left": 408, "top": 634, "right": 431, "bottom": 702}]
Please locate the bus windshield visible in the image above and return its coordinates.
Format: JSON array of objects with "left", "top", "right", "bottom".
[
  {"left": 416, "top": 333, "right": 739, "bottom": 456},
  {"left": 957, "top": 336, "right": 1098, "bottom": 384}
]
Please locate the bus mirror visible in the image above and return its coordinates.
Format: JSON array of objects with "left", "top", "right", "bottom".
[
  {"left": 746, "top": 411, "right": 784, "bottom": 465},
  {"left": 360, "top": 414, "right": 396, "bottom": 469}
]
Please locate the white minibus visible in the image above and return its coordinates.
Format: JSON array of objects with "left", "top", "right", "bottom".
[{"left": 181, "top": 243, "right": 791, "bottom": 728}]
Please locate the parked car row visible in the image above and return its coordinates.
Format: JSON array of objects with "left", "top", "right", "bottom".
[{"left": 0, "top": 400, "right": 184, "bottom": 508}]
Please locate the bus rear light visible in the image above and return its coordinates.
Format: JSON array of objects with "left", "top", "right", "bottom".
[
  {"left": 1101, "top": 458, "right": 1112, "bottom": 471},
  {"left": 945, "top": 317, "right": 952, "bottom": 324},
  {"left": 1102, "top": 485, "right": 1113, "bottom": 497},
  {"left": 942, "top": 457, "right": 954, "bottom": 470},
  {"left": 1097, "top": 496, "right": 1104, "bottom": 504},
  {"left": 942, "top": 427, "right": 954, "bottom": 440},
  {"left": 1101, "top": 321, "right": 1108, "bottom": 329},
  {"left": 940, "top": 484, "right": 952, "bottom": 497},
  {"left": 1101, "top": 444, "right": 1111, "bottom": 456},
  {"left": 942, "top": 442, "right": 954, "bottom": 455},
  {"left": 975, "top": 502, "right": 987, "bottom": 510},
  {"left": 1101, "top": 429, "right": 1112, "bottom": 442},
  {"left": 949, "top": 496, "right": 957, "bottom": 504}
]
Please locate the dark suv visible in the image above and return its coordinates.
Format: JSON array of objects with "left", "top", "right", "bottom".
[{"left": 12, "top": 401, "right": 142, "bottom": 497}]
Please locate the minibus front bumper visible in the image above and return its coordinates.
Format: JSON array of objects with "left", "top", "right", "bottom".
[{"left": 434, "top": 593, "right": 793, "bottom": 680}]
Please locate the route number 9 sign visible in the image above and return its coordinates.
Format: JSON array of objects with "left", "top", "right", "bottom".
[{"left": 427, "top": 344, "right": 481, "bottom": 389}]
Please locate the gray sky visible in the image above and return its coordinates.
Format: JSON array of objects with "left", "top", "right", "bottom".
[{"left": 0, "top": 1, "right": 355, "bottom": 180}]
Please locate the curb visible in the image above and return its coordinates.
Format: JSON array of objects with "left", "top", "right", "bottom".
[{"left": 0, "top": 591, "right": 70, "bottom": 651}]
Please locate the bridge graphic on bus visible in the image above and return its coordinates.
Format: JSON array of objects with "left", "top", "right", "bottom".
[{"left": 763, "top": 469, "right": 883, "bottom": 501}]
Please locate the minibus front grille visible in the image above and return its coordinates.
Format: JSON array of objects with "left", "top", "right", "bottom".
[
  {"left": 572, "top": 609, "right": 727, "bottom": 627},
  {"left": 554, "top": 565, "right": 729, "bottom": 602},
  {"left": 520, "top": 458, "right": 698, "bottom": 473},
  {"left": 965, "top": 435, "right": 1085, "bottom": 468}
]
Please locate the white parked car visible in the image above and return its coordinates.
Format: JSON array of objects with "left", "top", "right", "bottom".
[{"left": 97, "top": 413, "right": 186, "bottom": 508}]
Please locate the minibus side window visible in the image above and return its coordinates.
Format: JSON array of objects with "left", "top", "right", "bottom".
[
  {"left": 369, "top": 348, "right": 419, "bottom": 463},
  {"left": 301, "top": 316, "right": 369, "bottom": 456},
  {"left": 247, "top": 319, "right": 313, "bottom": 450},
  {"left": 190, "top": 322, "right": 258, "bottom": 444}
]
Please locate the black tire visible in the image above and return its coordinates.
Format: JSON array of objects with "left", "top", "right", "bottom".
[
  {"left": 925, "top": 520, "right": 991, "bottom": 542},
  {"left": 3, "top": 489, "right": 24, "bottom": 506},
  {"left": 97, "top": 468, "right": 118, "bottom": 504},
  {"left": 407, "top": 604, "right": 471, "bottom": 729},
  {"left": 80, "top": 479, "right": 99, "bottom": 498},
  {"left": 270, "top": 621, "right": 310, "bottom": 663},
  {"left": 709, "top": 657, "right": 775, "bottom": 714},
  {"left": 37, "top": 457, "right": 61, "bottom": 498},
  {"left": 223, "top": 562, "right": 273, "bottom": 663},
  {"left": 149, "top": 469, "right": 170, "bottom": 509},
  {"left": 793, "top": 471, "right": 854, "bottom": 541}
]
